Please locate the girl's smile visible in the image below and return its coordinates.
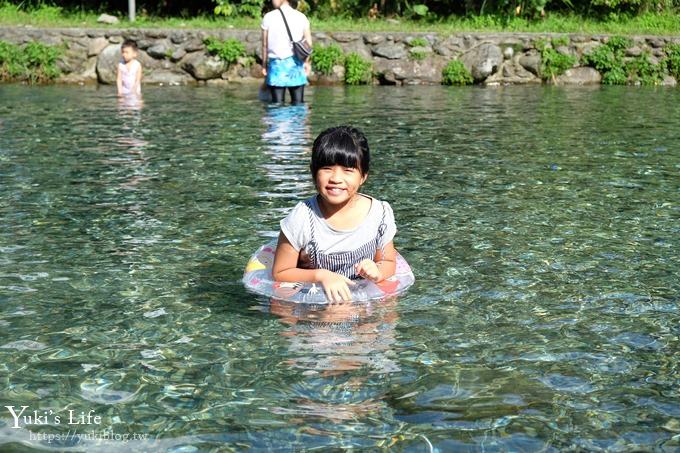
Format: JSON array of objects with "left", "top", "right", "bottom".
[{"left": 316, "top": 165, "right": 367, "bottom": 205}]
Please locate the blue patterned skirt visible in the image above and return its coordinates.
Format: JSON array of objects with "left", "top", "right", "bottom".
[{"left": 266, "top": 56, "right": 307, "bottom": 87}]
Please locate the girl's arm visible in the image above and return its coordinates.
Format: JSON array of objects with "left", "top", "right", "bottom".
[
  {"left": 356, "top": 240, "right": 397, "bottom": 282},
  {"left": 261, "top": 29, "right": 268, "bottom": 76},
  {"left": 272, "top": 232, "right": 355, "bottom": 302},
  {"left": 272, "top": 232, "right": 320, "bottom": 283},
  {"left": 375, "top": 241, "right": 397, "bottom": 280},
  {"left": 134, "top": 61, "right": 142, "bottom": 94}
]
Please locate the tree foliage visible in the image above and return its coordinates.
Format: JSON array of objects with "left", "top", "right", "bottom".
[{"left": 2, "top": 0, "right": 679, "bottom": 19}]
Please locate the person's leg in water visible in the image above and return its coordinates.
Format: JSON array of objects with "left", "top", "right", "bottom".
[
  {"left": 269, "top": 86, "right": 286, "bottom": 103},
  {"left": 288, "top": 85, "right": 304, "bottom": 104}
]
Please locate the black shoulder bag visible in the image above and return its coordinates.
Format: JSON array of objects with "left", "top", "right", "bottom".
[{"left": 278, "top": 8, "right": 312, "bottom": 62}]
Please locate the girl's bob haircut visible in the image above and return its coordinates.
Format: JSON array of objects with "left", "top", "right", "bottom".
[{"left": 310, "top": 126, "right": 370, "bottom": 177}]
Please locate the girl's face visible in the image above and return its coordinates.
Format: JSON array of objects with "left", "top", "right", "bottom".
[
  {"left": 271, "top": 0, "right": 284, "bottom": 8},
  {"left": 315, "top": 165, "right": 367, "bottom": 206},
  {"left": 121, "top": 46, "right": 137, "bottom": 63}
]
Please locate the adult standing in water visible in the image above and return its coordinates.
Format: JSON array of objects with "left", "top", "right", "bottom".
[{"left": 261, "top": 0, "right": 312, "bottom": 104}]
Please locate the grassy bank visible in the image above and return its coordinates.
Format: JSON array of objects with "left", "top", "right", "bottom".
[{"left": 0, "top": 3, "right": 679, "bottom": 34}]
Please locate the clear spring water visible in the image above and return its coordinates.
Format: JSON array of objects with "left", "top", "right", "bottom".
[{"left": 0, "top": 84, "right": 678, "bottom": 452}]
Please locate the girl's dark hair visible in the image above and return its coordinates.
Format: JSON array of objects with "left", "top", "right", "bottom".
[
  {"left": 310, "top": 126, "right": 370, "bottom": 177},
  {"left": 121, "top": 39, "right": 138, "bottom": 50}
]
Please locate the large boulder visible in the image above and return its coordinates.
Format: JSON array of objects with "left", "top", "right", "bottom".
[
  {"left": 373, "top": 56, "right": 446, "bottom": 85},
  {"left": 87, "top": 37, "right": 109, "bottom": 57},
  {"left": 147, "top": 41, "right": 171, "bottom": 59},
  {"left": 96, "top": 44, "right": 122, "bottom": 84},
  {"left": 180, "top": 52, "right": 226, "bottom": 80},
  {"left": 372, "top": 42, "right": 407, "bottom": 60},
  {"left": 170, "top": 48, "right": 186, "bottom": 62},
  {"left": 363, "top": 34, "right": 385, "bottom": 45},
  {"left": 170, "top": 31, "right": 188, "bottom": 44},
  {"left": 331, "top": 32, "right": 361, "bottom": 43},
  {"left": 555, "top": 67, "right": 602, "bottom": 85},
  {"left": 184, "top": 39, "right": 205, "bottom": 52},
  {"left": 484, "top": 58, "right": 540, "bottom": 85},
  {"left": 338, "top": 40, "right": 373, "bottom": 61},
  {"left": 433, "top": 36, "right": 464, "bottom": 57},
  {"left": 518, "top": 50, "right": 541, "bottom": 76},
  {"left": 461, "top": 43, "right": 503, "bottom": 82}
]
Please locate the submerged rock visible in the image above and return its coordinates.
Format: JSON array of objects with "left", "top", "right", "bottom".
[
  {"left": 1, "top": 340, "right": 47, "bottom": 350},
  {"left": 143, "top": 70, "right": 193, "bottom": 85}
]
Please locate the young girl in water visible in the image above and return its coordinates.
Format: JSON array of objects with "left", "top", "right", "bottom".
[
  {"left": 117, "top": 39, "right": 142, "bottom": 97},
  {"left": 272, "top": 126, "right": 398, "bottom": 303}
]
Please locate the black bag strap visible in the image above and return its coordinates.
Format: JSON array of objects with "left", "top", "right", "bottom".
[{"left": 278, "top": 8, "right": 294, "bottom": 44}]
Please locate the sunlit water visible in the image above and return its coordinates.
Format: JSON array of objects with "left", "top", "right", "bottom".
[{"left": 0, "top": 84, "right": 678, "bottom": 451}]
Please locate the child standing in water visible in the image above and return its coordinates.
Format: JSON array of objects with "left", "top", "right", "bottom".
[
  {"left": 272, "top": 126, "right": 399, "bottom": 303},
  {"left": 117, "top": 39, "right": 142, "bottom": 97}
]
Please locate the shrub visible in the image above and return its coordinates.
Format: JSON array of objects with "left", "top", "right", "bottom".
[
  {"left": 606, "top": 36, "right": 633, "bottom": 52},
  {"left": 536, "top": 37, "right": 577, "bottom": 81},
  {"left": 581, "top": 35, "right": 666, "bottom": 85},
  {"left": 0, "top": 40, "right": 61, "bottom": 83},
  {"left": 311, "top": 43, "right": 344, "bottom": 75},
  {"left": 441, "top": 60, "right": 473, "bottom": 85},
  {"left": 344, "top": 52, "right": 372, "bottom": 85},
  {"left": 601, "top": 66, "right": 628, "bottom": 85},
  {"left": 581, "top": 36, "right": 630, "bottom": 84},
  {"left": 213, "top": 0, "right": 263, "bottom": 18},
  {"left": 204, "top": 37, "right": 246, "bottom": 66},
  {"left": 582, "top": 43, "right": 620, "bottom": 76},
  {"left": 551, "top": 35, "right": 570, "bottom": 47},
  {"left": 625, "top": 51, "right": 665, "bottom": 85},
  {"left": 662, "top": 43, "right": 680, "bottom": 80},
  {"left": 408, "top": 37, "right": 429, "bottom": 47},
  {"left": 410, "top": 50, "right": 428, "bottom": 60}
]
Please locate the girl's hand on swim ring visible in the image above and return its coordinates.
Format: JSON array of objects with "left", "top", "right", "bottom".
[
  {"left": 356, "top": 259, "right": 382, "bottom": 282},
  {"left": 317, "top": 269, "right": 355, "bottom": 303}
]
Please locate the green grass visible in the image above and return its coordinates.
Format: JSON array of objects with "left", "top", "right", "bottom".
[{"left": 1, "top": 3, "right": 679, "bottom": 34}]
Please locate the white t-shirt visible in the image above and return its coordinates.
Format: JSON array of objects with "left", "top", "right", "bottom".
[
  {"left": 261, "top": 4, "right": 310, "bottom": 60},
  {"left": 280, "top": 194, "right": 397, "bottom": 279}
]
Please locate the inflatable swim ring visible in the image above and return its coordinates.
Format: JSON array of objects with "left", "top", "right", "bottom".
[{"left": 243, "top": 239, "right": 415, "bottom": 304}]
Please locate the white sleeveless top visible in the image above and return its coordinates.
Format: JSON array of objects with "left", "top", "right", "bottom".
[{"left": 119, "top": 59, "right": 141, "bottom": 96}]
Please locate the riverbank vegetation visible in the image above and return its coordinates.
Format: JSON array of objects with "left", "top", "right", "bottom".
[
  {"left": 0, "top": 1, "right": 679, "bottom": 34},
  {"left": 0, "top": 39, "right": 61, "bottom": 82}
]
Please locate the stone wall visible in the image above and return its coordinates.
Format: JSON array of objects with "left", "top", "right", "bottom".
[{"left": 1, "top": 26, "right": 679, "bottom": 86}]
